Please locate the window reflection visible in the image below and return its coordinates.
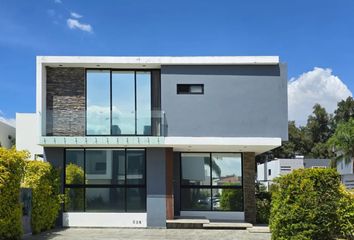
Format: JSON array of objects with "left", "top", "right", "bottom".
[
  {"left": 181, "top": 153, "right": 210, "bottom": 185},
  {"left": 86, "top": 188, "right": 125, "bottom": 212},
  {"left": 181, "top": 152, "right": 243, "bottom": 211},
  {"left": 112, "top": 72, "right": 135, "bottom": 135},
  {"left": 181, "top": 188, "right": 211, "bottom": 210},
  {"left": 212, "top": 188, "right": 243, "bottom": 211},
  {"left": 136, "top": 72, "right": 151, "bottom": 135},
  {"left": 86, "top": 70, "right": 152, "bottom": 136},
  {"left": 212, "top": 153, "right": 242, "bottom": 186},
  {"left": 65, "top": 150, "right": 84, "bottom": 184},
  {"left": 127, "top": 149, "right": 145, "bottom": 185},
  {"left": 126, "top": 188, "right": 146, "bottom": 212},
  {"left": 86, "top": 70, "right": 111, "bottom": 135},
  {"left": 64, "top": 149, "right": 146, "bottom": 212},
  {"left": 65, "top": 188, "right": 84, "bottom": 212}
]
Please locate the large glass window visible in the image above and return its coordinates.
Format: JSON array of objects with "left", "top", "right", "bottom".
[
  {"left": 64, "top": 148, "right": 146, "bottom": 212},
  {"left": 86, "top": 70, "right": 111, "bottom": 135},
  {"left": 212, "top": 153, "right": 242, "bottom": 186},
  {"left": 65, "top": 149, "right": 84, "bottom": 185},
  {"left": 86, "top": 70, "right": 152, "bottom": 136},
  {"left": 136, "top": 72, "right": 151, "bottom": 135},
  {"left": 181, "top": 188, "right": 211, "bottom": 211},
  {"left": 126, "top": 149, "right": 145, "bottom": 185},
  {"left": 86, "top": 188, "right": 125, "bottom": 212},
  {"left": 181, "top": 153, "right": 210, "bottom": 185},
  {"left": 112, "top": 72, "right": 135, "bottom": 135},
  {"left": 180, "top": 152, "right": 243, "bottom": 211}
]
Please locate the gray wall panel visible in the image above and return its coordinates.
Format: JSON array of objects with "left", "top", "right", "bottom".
[
  {"left": 146, "top": 148, "right": 166, "bottom": 227},
  {"left": 161, "top": 64, "right": 288, "bottom": 140}
]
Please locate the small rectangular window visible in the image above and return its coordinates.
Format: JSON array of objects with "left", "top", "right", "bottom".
[
  {"left": 268, "top": 169, "right": 271, "bottom": 176},
  {"left": 177, "top": 84, "right": 204, "bottom": 94}
]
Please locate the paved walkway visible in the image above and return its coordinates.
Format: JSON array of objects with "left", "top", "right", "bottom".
[{"left": 24, "top": 228, "right": 271, "bottom": 240}]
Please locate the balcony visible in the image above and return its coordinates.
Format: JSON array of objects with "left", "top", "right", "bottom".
[{"left": 40, "top": 110, "right": 167, "bottom": 146}]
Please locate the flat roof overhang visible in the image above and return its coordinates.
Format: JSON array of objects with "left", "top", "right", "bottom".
[
  {"left": 38, "top": 56, "right": 280, "bottom": 69},
  {"left": 39, "top": 136, "right": 281, "bottom": 155}
]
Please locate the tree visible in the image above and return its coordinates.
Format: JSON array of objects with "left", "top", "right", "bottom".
[
  {"left": 333, "top": 96, "right": 354, "bottom": 125},
  {"left": 257, "top": 102, "right": 350, "bottom": 162},
  {"left": 327, "top": 118, "right": 354, "bottom": 164},
  {"left": 304, "top": 104, "right": 334, "bottom": 158}
]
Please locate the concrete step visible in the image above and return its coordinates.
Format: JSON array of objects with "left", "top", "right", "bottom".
[
  {"left": 247, "top": 226, "right": 271, "bottom": 233},
  {"left": 203, "top": 222, "right": 253, "bottom": 229},
  {"left": 166, "top": 218, "right": 210, "bottom": 229}
]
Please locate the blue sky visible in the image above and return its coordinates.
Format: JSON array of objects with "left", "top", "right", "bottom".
[{"left": 0, "top": 0, "right": 354, "bottom": 124}]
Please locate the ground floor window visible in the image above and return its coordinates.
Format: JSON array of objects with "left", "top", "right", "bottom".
[
  {"left": 64, "top": 148, "right": 146, "bottom": 212},
  {"left": 180, "top": 152, "right": 243, "bottom": 211}
]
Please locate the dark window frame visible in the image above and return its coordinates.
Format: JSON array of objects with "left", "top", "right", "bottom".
[
  {"left": 85, "top": 69, "right": 160, "bottom": 137},
  {"left": 180, "top": 152, "right": 244, "bottom": 212},
  {"left": 177, "top": 84, "right": 204, "bottom": 95},
  {"left": 64, "top": 148, "right": 147, "bottom": 213}
]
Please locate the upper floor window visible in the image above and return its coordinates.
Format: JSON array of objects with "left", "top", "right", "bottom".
[
  {"left": 86, "top": 70, "right": 111, "bottom": 135},
  {"left": 86, "top": 70, "right": 151, "bottom": 136},
  {"left": 177, "top": 84, "right": 204, "bottom": 94}
]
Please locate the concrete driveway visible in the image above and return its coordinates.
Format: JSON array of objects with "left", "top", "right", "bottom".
[{"left": 24, "top": 228, "right": 271, "bottom": 240}]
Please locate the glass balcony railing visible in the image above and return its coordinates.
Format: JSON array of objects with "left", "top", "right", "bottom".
[{"left": 43, "top": 110, "right": 167, "bottom": 137}]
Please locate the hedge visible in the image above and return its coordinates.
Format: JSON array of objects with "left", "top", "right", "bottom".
[
  {"left": 338, "top": 185, "right": 354, "bottom": 239},
  {"left": 270, "top": 168, "right": 342, "bottom": 240},
  {"left": 0, "top": 148, "right": 27, "bottom": 240},
  {"left": 22, "top": 161, "right": 62, "bottom": 234},
  {"left": 256, "top": 183, "right": 272, "bottom": 224}
]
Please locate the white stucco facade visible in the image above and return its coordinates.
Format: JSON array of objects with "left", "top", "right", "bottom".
[
  {"left": 257, "top": 158, "right": 304, "bottom": 184},
  {"left": 16, "top": 113, "right": 43, "bottom": 159},
  {"left": 336, "top": 158, "right": 354, "bottom": 189},
  {"left": 0, "top": 120, "right": 15, "bottom": 149}
]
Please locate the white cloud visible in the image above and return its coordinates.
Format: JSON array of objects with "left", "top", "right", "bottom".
[
  {"left": 288, "top": 67, "right": 352, "bottom": 126},
  {"left": 0, "top": 111, "right": 15, "bottom": 127},
  {"left": 66, "top": 18, "right": 93, "bottom": 33},
  {"left": 70, "top": 12, "right": 82, "bottom": 19},
  {"left": 54, "top": 0, "right": 62, "bottom": 3}
]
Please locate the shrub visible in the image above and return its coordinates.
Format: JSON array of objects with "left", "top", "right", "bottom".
[
  {"left": 22, "top": 161, "right": 62, "bottom": 234},
  {"left": 270, "top": 168, "right": 342, "bottom": 240},
  {"left": 338, "top": 186, "right": 354, "bottom": 239},
  {"left": 0, "top": 148, "right": 27, "bottom": 240},
  {"left": 256, "top": 183, "right": 272, "bottom": 224}
]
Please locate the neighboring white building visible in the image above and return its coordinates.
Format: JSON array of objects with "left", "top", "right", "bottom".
[
  {"left": 0, "top": 120, "right": 15, "bottom": 149},
  {"left": 336, "top": 158, "right": 354, "bottom": 189},
  {"left": 257, "top": 157, "right": 331, "bottom": 188},
  {"left": 16, "top": 113, "right": 43, "bottom": 160},
  {"left": 257, "top": 158, "right": 304, "bottom": 183}
]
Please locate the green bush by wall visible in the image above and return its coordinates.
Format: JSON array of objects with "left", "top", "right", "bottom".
[
  {"left": 0, "top": 147, "right": 27, "bottom": 240},
  {"left": 270, "top": 168, "right": 342, "bottom": 240},
  {"left": 338, "top": 186, "right": 354, "bottom": 240},
  {"left": 23, "top": 161, "right": 62, "bottom": 234},
  {"left": 256, "top": 183, "right": 272, "bottom": 224}
]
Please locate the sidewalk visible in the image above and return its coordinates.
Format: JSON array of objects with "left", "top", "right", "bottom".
[{"left": 24, "top": 228, "right": 271, "bottom": 240}]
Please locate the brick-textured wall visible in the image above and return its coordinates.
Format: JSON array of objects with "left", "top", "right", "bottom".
[
  {"left": 46, "top": 67, "right": 85, "bottom": 136},
  {"left": 243, "top": 152, "right": 256, "bottom": 223}
]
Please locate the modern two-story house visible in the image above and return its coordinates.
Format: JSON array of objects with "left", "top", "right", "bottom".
[{"left": 36, "top": 56, "right": 288, "bottom": 228}]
